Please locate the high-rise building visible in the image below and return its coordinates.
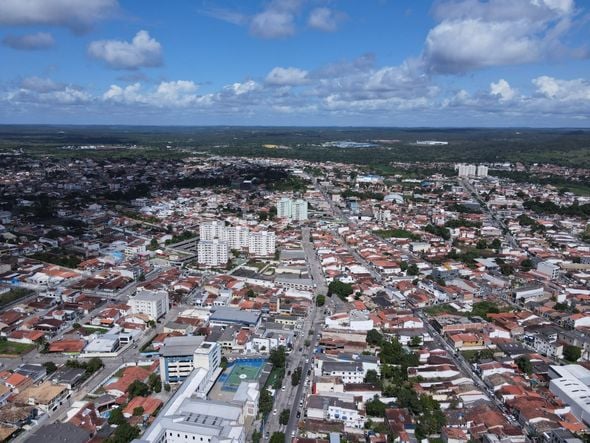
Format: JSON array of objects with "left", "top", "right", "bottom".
[
  {"left": 277, "top": 197, "right": 292, "bottom": 219},
  {"left": 457, "top": 163, "right": 477, "bottom": 177},
  {"left": 249, "top": 231, "right": 276, "bottom": 256},
  {"left": 129, "top": 289, "right": 169, "bottom": 320},
  {"left": 477, "top": 165, "right": 489, "bottom": 177},
  {"left": 276, "top": 197, "right": 308, "bottom": 221},
  {"left": 199, "top": 221, "right": 226, "bottom": 241},
  {"left": 197, "top": 239, "right": 228, "bottom": 267},
  {"left": 226, "top": 226, "right": 250, "bottom": 250}
]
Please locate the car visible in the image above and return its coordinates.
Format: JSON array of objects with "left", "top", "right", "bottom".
[
  {"left": 281, "top": 386, "right": 286, "bottom": 391},
  {"left": 291, "top": 431, "right": 296, "bottom": 437},
  {"left": 273, "top": 409, "right": 277, "bottom": 415},
  {"left": 305, "top": 358, "right": 309, "bottom": 363},
  {"left": 299, "top": 347, "right": 303, "bottom": 352},
  {"left": 296, "top": 410, "right": 301, "bottom": 418}
]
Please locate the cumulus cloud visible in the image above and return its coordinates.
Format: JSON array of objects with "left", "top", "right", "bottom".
[
  {"left": 103, "top": 80, "right": 205, "bottom": 107},
  {"left": 490, "top": 79, "right": 516, "bottom": 101},
  {"left": 250, "top": 9, "right": 296, "bottom": 38},
  {"left": 2, "top": 32, "right": 55, "bottom": 50},
  {"left": 266, "top": 67, "right": 309, "bottom": 86},
  {"left": 424, "top": 0, "right": 579, "bottom": 73},
  {"left": 533, "top": 75, "right": 590, "bottom": 100},
  {"left": 88, "top": 30, "right": 162, "bottom": 70},
  {"left": 223, "top": 80, "right": 261, "bottom": 95},
  {"left": 6, "top": 77, "right": 91, "bottom": 105},
  {"left": 308, "top": 7, "right": 345, "bottom": 32},
  {"left": 0, "top": 0, "right": 118, "bottom": 33}
]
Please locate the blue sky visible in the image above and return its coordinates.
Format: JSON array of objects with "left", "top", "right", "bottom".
[{"left": 0, "top": 0, "right": 589, "bottom": 126}]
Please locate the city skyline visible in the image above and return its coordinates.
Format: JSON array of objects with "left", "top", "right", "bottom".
[{"left": 1, "top": 0, "right": 589, "bottom": 127}]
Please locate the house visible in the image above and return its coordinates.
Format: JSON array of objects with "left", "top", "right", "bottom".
[
  {"left": 14, "top": 381, "right": 69, "bottom": 413},
  {"left": 66, "top": 402, "right": 104, "bottom": 434},
  {"left": 122, "top": 395, "right": 162, "bottom": 418},
  {"left": 104, "top": 365, "right": 151, "bottom": 397}
]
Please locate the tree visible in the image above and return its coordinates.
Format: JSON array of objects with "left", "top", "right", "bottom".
[
  {"left": 43, "top": 361, "right": 57, "bottom": 374},
  {"left": 366, "top": 329, "right": 384, "bottom": 346},
  {"left": 149, "top": 238, "right": 158, "bottom": 250},
  {"left": 520, "top": 258, "right": 533, "bottom": 271},
  {"left": 327, "top": 280, "right": 353, "bottom": 300},
  {"left": 279, "top": 409, "right": 290, "bottom": 425},
  {"left": 148, "top": 373, "right": 162, "bottom": 393},
  {"left": 516, "top": 356, "right": 532, "bottom": 375},
  {"left": 220, "top": 356, "right": 228, "bottom": 369},
  {"left": 258, "top": 389, "right": 273, "bottom": 417},
  {"left": 72, "top": 323, "right": 81, "bottom": 330},
  {"left": 147, "top": 320, "right": 156, "bottom": 328},
  {"left": 269, "top": 432, "right": 285, "bottom": 443},
  {"left": 127, "top": 380, "right": 149, "bottom": 398},
  {"left": 476, "top": 239, "right": 488, "bottom": 249},
  {"left": 366, "top": 396, "right": 387, "bottom": 417},
  {"left": 490, "top": 238, "right": 502, "bottom": 250},
  {"left": 252, "top": 430, "right": 262, "bottom": 443},
  {"left": 132, "top": 406, "right": 144, "bottom": 416},
  {"left": 108, "top": 407, "right": 125, "bottom": 425},
  {"left": 315, "top": 294, "right": 325, "bottom": 307},
  {"left": 364, "top": 369, "right": 380, "bottom": 385},
  {"left": 410, "top": 336, "right": 422, "bottom": 347},
  {"left": 269, "top": 346, "right": 286, "bottom": 368},
  {"left": 164, "top": 383, "right": 171, "bottom": 392},
  {"left": 407, "top": 263, "right": 420, "bottom": 276},
  {"left": 291, "top": 367, "right": 302, "bottom": 386},
  {"left": 106, "top": 421, "right": 140, "bottom": 443},
  {"left": 564, "top": 345, "right": 582, "bottom": 362},
  {"left": 85, "top": 357, "right": 103, "bottom": 374},
  {"left": 246, "top": 288, "right": 256, "bottom": 298}
]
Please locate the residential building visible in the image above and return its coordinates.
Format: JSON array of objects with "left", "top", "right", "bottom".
[
  {"left": 129, "top": 289, "right": 169, "bottom": 321},
  {"left": 198, "top": 239, "right": 229, "bottom": 267},
  {"left": 248, "top": 231, "right": 276, "bottom": 257}
]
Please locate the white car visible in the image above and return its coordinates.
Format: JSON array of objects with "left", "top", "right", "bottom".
[{"left": 273, "top": 409, "right": 277, "bottom": 415}]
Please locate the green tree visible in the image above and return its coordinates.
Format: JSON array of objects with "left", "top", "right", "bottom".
[
  {"left": 258, "top": 389, "right": 273, "bottom": 417},
  {"left": 108, "top": 407, "right": 126, "bottom": 425},
  {"left": 269, "top": 432, "right": 285, "bottom": 443},
  {"left": 43, "top": 361, "right": 57, "bottom": 374},
  {"left": 220, "top": 356, "right": 228, "bottom": 369},
  {"left": 132, "top": 406, "right": 144, "bottom": 416},
  {"left": 106, "top": 421, "right": 140, "bottom": 443},
  {"left": 148, "top": 373, "right": 162, "bottom": 393},
  {"left": 564, "top": 345, "right": 582, "bottom": 362},
  {"left": 279, "top": 409, "right": 290, "bottom": 425},
  {"left": 476, "top": 239, "right": 488, "bottom": 249},
  {"left": 291, "top": 367, "right": 302, "bottom": 386},
  {"left": 365, "top": 396, "right": 387, "bottom": 417},
  {"left": 407, "top": 263, "right": 420, "bottom": 276},
  {"left": 366, "top": 329, "right": 384, "bottom": 346},
  {"left": 516, "top": 356, "right": 533, "bottom": 375},
  {"left": 85, "top": 357, "right": 103, "bottom": 374},
  {"left": 164, "top": 383, "right": 171, "bottom": 392},
  {"left": 252, "top": 430, "right": 262, "bottom": 443},
  {"left": 328, "top": 280, "right": 353, "bottom": 300},
  {"left": 410, "top": 336, "right": 422, "bottom": 347},
  {"left": 127, "top": 380, "right": 149, "bottom": 398},
  {"left": 315, "top": 294, "right": 325, "bottom": 307},
  {"left": 269, "top": 346, "right": 286, "bottom": 368},
  {"left": 364, "top": 369, "right": 381, "bottom": 386}
]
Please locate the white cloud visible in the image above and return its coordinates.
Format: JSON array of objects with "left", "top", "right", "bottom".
[
  {"left": 266, "top": 67, "right": 308, "bottom": 86},
  {"left": 533, "top": 76, "right": 590, "bottom": 100},
  {"left": 490, "top": 79, "right": 516, "bottom": 101},
  {"left": 6, "top": 79, "right": 91, "bottom": 105},
  {"left": 308, "top": 7, "right": 345, "bottom": 32},
  {"left": 250, "top": 10, "right": 295, "bottom": 38},
  {"left": 0, "top": 0, "right": 117, "bottom": 33},
  {"left": 424, "top": 0, "right": 578, "bottom": 73},
  {"left": 2, "top": 32, "right": 55, "bottom": 50},
  {"left": 103, "top": 80, "right": 204, "bottom": 107},
  {"left": 224, "top": 80, "right": 261, "bottom": 95},
  {"left": 88, "top": 30, "right": 162, "bottom": 70}
]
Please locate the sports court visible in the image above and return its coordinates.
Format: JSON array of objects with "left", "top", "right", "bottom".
[{"left": 221, "top": 358, "right": 266, "bottom": 391}]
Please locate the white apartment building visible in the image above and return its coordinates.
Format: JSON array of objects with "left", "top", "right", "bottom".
[
  {"left": 129, "top": 289, "right": 169, "bottom": 320},
  {"left": 537, "top": 261, "right": 560, "bottom": 280},
  {"left": 198, "top": 239, "right": 228, "bottom": 267},
  {"left": 477, "top": 165, "right": 489, "bottom": 177},
  {"left": 226, "top": 226, "right": 250, "bottom": 250},
  {"left": 457, "top": 164, "right": 477, "bottom": 177},
  {"left": 277, "top": 197, "right": 308, "bottom": 221},
  {"left": 199, "top": 221, "right": 226, "bottom": 241},
  {"left": 248, "top": 231, "right": 276, "bottom": 257}
]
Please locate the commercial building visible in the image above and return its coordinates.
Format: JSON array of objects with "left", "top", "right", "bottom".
[
  {"left": 549, "top": 364, "right": 590, "bottom": 425},
  {"left": 159, "top": 336, "right": 221, "bottom": 384},
  {"left": 209, "top": 307, "right": 261, "bottom": 328},
  {"left": 537, "top": 261, "right": 560, "bottom": 280},
  {"left": 198, "top": 239, "right": 229, "bottom": 267},
  {"left": 129, "top": 289, "right": 169, "bottom": 321},
  {"left": 137, "top": 369, "right": 246, "bottom": 443}
]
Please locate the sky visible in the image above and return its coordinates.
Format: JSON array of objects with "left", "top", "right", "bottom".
[{"left": 0, "top": 0, "right": 589, "bottom": 127}]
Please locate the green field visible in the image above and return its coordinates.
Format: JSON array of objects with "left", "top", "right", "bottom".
[{"left": 0, "top": 340, "right": 36, "bottom": 355}]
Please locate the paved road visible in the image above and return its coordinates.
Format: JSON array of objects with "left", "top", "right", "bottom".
[{"left": 260, "top": 227, "right": 330, "bottom": 440}]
